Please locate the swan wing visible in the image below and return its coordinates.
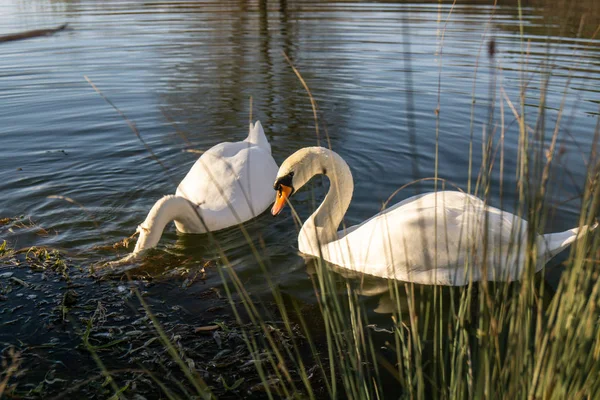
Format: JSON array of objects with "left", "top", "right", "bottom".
[{"left": 322, "top": 191, "right": 528, "bottom": 285}]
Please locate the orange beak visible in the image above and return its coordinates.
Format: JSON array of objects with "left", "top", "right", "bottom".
[{"left": 271, "top": 185, "right": 292, "bottom": 215}]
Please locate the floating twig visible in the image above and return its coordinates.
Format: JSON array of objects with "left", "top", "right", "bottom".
[{"left": 0, "top": 24, "right": 68, "bottom": 43}]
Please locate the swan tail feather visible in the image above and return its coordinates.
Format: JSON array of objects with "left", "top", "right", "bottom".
[
  {"left": 245, "top": 120, "right": 271, "bottom": 152},
  {"left": 538, "top": 222, "right": 597, "bottom": 260}
]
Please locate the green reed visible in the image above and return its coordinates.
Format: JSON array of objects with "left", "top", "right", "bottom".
[
  {"left": 77, "top": 6, "right": 600, "bottom": 398},
  {"left": 215, "top": 14, "right": 600, "bottom": 400}
]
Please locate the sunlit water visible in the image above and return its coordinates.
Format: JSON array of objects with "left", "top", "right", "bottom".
[{"left": 0, "top": 0, "right": 599, "bottom": 392}]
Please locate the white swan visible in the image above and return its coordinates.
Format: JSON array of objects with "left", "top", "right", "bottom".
[
  {"left": 271, "top": 147, "right": 593, "bottom": 285},
  {"left": 128, "top": 121, "right": 278, "bottom": 257}
]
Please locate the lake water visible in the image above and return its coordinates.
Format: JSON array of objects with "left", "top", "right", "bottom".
[{"left": 1, "top": 0, "right": 599, "bottom": 396}]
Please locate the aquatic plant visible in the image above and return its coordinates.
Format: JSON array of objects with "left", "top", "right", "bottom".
[{"left": 213, "top": 11, "right": 600, "bottom": 400}]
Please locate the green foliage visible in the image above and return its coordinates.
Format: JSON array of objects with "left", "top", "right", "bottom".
[{"left": 217, "top": 16, "right": 600, "bottom": 400}]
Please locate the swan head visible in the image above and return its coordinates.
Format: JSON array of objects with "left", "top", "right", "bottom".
[{"left": 271, "top": 147, "right": 336, "bottom": 215}]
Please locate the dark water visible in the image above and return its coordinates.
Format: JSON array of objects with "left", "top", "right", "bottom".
[{"left": 0, "top": 0, "right": 599, "bottom": 394}]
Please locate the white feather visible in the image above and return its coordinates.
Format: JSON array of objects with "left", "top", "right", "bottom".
[{"left": 275, "top": 147, "right": 592, "bottom": 285}]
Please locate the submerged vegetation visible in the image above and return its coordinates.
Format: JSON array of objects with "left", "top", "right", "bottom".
[{"left": 0, "top": 241, "right": 328, "bottom": 399}]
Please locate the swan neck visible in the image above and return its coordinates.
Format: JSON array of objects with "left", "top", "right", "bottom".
[
  {"left": 303, "top": 151, "right": 354, "bottom": 246},
  {"left": 133, "top": 195, "right": 194, "bottom": 254}
]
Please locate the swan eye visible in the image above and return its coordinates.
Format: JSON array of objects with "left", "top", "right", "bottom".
[{"left": 273, "top": 172, "right": 295, "bottom": 191}]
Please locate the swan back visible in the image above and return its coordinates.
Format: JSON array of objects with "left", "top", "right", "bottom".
[
  {"left": 176, "top": 122, "right": 278, "bottom": 232},
  {"left": 318, "top": 191, "right": 530, "bottom": 284}
]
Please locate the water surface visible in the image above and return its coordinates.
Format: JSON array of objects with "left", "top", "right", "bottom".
[{"left": 0, "top": 0, "right": 599, "bottom": 395}]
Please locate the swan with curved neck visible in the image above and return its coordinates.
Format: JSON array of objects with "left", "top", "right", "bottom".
[
  {"left": 119, "top": 121, "right": 278, "bottom": 262},
  {"left": 271, "top": 147, "right": 593, "bottom": 285}
]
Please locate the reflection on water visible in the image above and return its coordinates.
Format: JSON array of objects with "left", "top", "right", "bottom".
[
  {"left": 0, "top": 1, "right": 598, "bottom": 397},
  {"left": 0, "top": 0, "right": 599, "bottom": 334}
]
